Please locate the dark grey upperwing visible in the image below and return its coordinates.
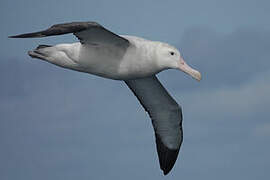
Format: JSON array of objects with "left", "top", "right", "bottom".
[
  {"left": 9, "top": 21, "right": 129, "bottom": 48},
  {"left": 125, "top": 76, "right": 183, "bottom": 175}
]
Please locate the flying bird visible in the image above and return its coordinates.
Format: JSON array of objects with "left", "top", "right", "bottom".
[{"left": 9, "top": 22, "right": 201, "bottom": 175}]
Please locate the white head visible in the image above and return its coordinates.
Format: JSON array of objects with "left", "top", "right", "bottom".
[{"left": 155, "top": 43, "right": 201, "bottom": 81}]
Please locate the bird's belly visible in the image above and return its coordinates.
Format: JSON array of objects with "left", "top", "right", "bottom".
[
  {"left": 75, "top": 44, "right": 159, "bottom": 80},
  {"left": 118, "top": 64, "right": 159, "bottom": 80},
  {"left": 80, "top": 60, "right": 156, "bottom": 80},
  {"left": 78, "top": 56, "right": 158, "bottom": 80},
  {"left": 74, "top": 45, "right": 121, "bottom": 79},
  {"left": 76, "top": 45, "right": 156, "bottom": 80},
  {"left": 116, "top": 51, "right": 160, "bottom": 80},
  {"left": 78, "top": 57, "right": 121, "bottom": 80}
]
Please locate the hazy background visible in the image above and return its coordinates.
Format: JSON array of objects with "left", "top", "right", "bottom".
[{"left": 1, "top": 0, "right": 270, "bottom": 179}]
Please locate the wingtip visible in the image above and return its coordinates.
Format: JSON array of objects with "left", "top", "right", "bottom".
[
  {"left": 162, "top": 169, "right": 170, "bottom": 175},
  {"left": 8, "top": 32, "right": 45, "bottom": 38},
  {"left": 160, "top": 156, "right": 178, "bottom": 175},
  {"left": 159, "top": 149, "right": 179, "bottom": 175},
  {"left": 8, "top": 34, "right": 27, "bottom": 38},
  {"left": 8, "top": 34, "right": 29, "bottom": 38},
  {"left": 156, "top": 135, "right": 181, "bottom": 175}
]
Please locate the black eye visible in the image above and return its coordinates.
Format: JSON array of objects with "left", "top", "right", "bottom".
[{"left": 170, "top": 52, "right": 175, "bottom": 56}]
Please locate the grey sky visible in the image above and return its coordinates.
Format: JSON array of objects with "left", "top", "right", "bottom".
[{"left": 1, "top": 0, "right": 270, "bottom": 179}]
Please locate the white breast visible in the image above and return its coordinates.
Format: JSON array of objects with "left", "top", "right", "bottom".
[{"left": 113, "top": 35, "right": 161, "bottom": 79}]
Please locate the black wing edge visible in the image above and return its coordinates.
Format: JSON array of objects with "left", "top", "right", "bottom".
[
  {"left": 8, "top": 21, "right": 101, "bottom": 38},
  {"left": 156, "top": 134, "right": 182, "bottom": 175}
]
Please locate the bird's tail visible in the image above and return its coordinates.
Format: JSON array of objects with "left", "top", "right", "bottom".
[{"left": 28, "top": 44, "right": 52, "bottom": 60}]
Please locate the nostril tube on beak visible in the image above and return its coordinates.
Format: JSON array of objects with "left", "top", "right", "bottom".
[{"left": 178, "top": 58, "right": 201, "bottom": 81}]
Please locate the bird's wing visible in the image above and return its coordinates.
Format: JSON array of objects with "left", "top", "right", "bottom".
[
  {"left": 9, "top": 21, "right": 130, "bottom": 48},
  {"left": 125, "top": 75, "right": 183, "bottom": 175}
]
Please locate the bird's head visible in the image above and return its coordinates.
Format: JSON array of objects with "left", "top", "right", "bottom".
[{"left": 155, "top": 43, "right": 201, "bottom": 81}]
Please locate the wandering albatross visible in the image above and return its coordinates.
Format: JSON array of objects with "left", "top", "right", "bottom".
[{"left": 9, "top": 21, "right": 201, "bottom": 175}]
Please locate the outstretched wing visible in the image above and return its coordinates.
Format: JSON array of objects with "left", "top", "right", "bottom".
[
  {"left": 9, "top": 21, "right": 129, "bottom": 48},
  {"left": 125, "top": 75, "right": 183, "bottom": 175}
]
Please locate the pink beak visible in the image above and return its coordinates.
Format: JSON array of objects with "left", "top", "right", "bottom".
[{"left": 178, "top": 57, "right": 201, "bottom": 81}]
